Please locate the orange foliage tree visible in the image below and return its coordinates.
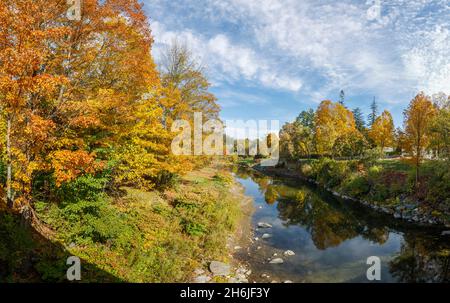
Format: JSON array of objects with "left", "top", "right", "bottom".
[{"left": 0, "top": 0, "right": 204, "bottom": 213}]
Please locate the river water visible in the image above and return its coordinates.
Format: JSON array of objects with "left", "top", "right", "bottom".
[{"left": 232, "top": 166, "right": 450, "bottom": 283}]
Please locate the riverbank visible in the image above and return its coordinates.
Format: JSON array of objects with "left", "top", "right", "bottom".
[
  {"left": 1, "top": 161, "right": 255, "bottom": 282},
  {"left": 250, "top": 160, "right": 450, "bottom": 229}
]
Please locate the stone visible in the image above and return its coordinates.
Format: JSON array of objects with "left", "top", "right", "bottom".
[
  {"left": 284, "top": 280, "right": 293, "bottom": 283},
  {"left": 441, "top": 231, "right": 450, "bottom": 236},
  {"left": 269, "top": 258, "right": 284, "bottom": 264},
  {"left": 284, "top": 250, "right": 295, "bottom": 256},
  {"left": 257, "top": 222, "right": 273, "bottom": 228},
  {"left": 236, "top": 267, "right": 247, "bottom": 275},
  {"left": 261, "top": 233, "right": 272, "bottom": 239},
  {"left": 194, "top": 275, "right": 211, "bottom": 283},
  {"left": 234, "top": 246, "right": 242, "bottom": 250},
  {"left": 194, "top": 268, "right": 205, "bottom": 275},
  {"left": 209, "top": 261, "right": 231, "bottom": 276}
]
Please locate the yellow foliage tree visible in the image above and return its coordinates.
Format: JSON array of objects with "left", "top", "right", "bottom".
[
  {"left": 314, "top": 100, "right": 356, "bottom": 155},
  {"left": 369, "top": 110, "right": 395, "bottom": 151},
  {"left": 403, "top": 92, "right": 437, "bottom": 185}
]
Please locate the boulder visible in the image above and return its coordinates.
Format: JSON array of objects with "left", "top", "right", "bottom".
[
  {"left": 269, "top": 258, "right": 284, "bottom": 264},
  {"left": 257, "top": 222, "right": 273, "bottom": 228},
  {"left": 209, "top": 261, "right": 231, "bottom": 276},
  {"left": 284, "top": 250, "right": 295, "bottom": 256}
]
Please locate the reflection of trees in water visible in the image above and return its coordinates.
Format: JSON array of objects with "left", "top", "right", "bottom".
[
  {"left": 275, "top": 188, "right": 359, "bottom": 250},
  {"left": 264, "top": 186, "right": 278, "bottom": 205},
  {"left": 271, "top": 184, "right": 391, "bottom": 250},
  {"left": 389, "top": 234, "right": 450, "bottom": 282},
  {"left": 237, "top": 167, "right": 450, "bottom": 282},
  {"left": 239, "top": 168, "right": 392, "bottom": 250}
]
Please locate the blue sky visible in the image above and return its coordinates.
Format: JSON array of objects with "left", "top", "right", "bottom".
[{"left": 142, "top": 0, "right": 449, "bottom": 133}]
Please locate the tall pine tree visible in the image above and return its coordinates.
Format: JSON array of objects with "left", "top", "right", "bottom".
[
  {"left": 352, "top": 107, "right": 366, "bottom": 132},
  {"left": 368, "top": 97, "right": 378, "bottom": 126}
]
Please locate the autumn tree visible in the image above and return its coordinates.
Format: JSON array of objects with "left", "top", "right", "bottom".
[
  {"left": 0, "top": 0, "right": 70, "bottom": 209},
  {"left": 430, "top": 106, "right": 450, "bottom": 159},
  {"left": 404, "top": 93, "right": 437, "bottom": 185},
  {"left": 394, "top": 127, "right": 408, "bottom": 155},
  {"left": 369, "top": 110, "right": 395, "bottom": 151},
  {"left": 159, "top": 41, "right": 220, "bottom": 122},
  {"left": 332, "top": 129, "right": 368, "bottom": 158},
  {"left": 314, "top": 100, "right": 356, "bottom": 156},
  {"left": 0, "top": 0, "right": 167, "bottom": 213}
]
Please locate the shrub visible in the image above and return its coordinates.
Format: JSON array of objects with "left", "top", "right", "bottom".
[
  {"left": 315, "top": 158, "right": 350, "bottom": 188},
  {"left": 300, "top": 163, "right": 313, "bottom": 178},
  {"left": 213, "top": 172, "right": 234, "bottom": 185},
  {"left": 419, "top": 161, "right": 450, "bottom": 210},
  {"left": 362, "top": 148, "right": 384, "bottom": 166},
  {"left": 341, "top": 175, "right": 370, "bottom": 197}
]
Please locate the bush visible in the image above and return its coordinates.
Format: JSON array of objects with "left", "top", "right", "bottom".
[
  {"left": 341, "top": 175, "right": 370, "bottom": 198},
  {"left": 299, "top": 163, "right": 314, "bottom": 178},
  {"left": 362, "top": 148, "right": 384, "bottom": 166},
  {"left": 419, "top": 161, "right": 450, "bottom": 210},
  {"left": 315, "top": 158, "right": 351, "bottom": 188}
]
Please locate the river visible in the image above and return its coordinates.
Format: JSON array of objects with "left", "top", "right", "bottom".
[{"left": 232, "top": 166, "right": 450, "bottom": 283}]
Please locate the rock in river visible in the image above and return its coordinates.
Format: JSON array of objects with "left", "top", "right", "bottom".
[
  {"left": 284, "top": 250, "right": 295, "bottom": 256},
  {"left": 269, "top": 258, "right": 284, "bottom": 264},
  {"left": 261, "top": 233, "right": 272, "bottom": 239},
  {"left": 209, "top": 261, "right": 231, "bottom": 276},
  {"left": 257, "top": 222, "right": 273, "bottom": 228}
]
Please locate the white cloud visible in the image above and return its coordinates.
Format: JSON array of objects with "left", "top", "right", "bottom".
[
  {"left": 151, "top": 22, "right": 303, "bottom": 92},
  {"left": 402, "top": 25, "right": 450, "bottom": 95},
  {"left": 207, "top": 0, "right": 450, "bottom": 100},
  {"left": 146, "top": 0, "right": 450, "bottom": 104}
]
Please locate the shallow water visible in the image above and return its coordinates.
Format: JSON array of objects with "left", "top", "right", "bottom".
[{"left": 232, "top": 166, "right": 450, "bottom": 283}]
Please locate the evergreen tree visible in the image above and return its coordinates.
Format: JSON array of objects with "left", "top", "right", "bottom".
[
  {"left": 352, "top": 107, "right": 366, "bottom": 132},
  {"left": 368, "top": 97, "right": 378, "bottom": 126},
  {"left": 339, "top": 90, "right": 345, "bottom": 105}
]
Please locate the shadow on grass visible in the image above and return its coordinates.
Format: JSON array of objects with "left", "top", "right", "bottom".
[{"left": 0, "top": 210, "right": 123, "bottom": 283}]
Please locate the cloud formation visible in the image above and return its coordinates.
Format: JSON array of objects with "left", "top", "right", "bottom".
[{"left": 145, "top": 0, "right": 449, "bottom": 106}]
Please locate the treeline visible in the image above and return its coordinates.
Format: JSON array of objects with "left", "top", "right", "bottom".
[
  {"left": 0, "top": 1, "right": 218, "bottom": 217},
  {"left": 279, "top": 92, "right": 450, "bottom": 176}
]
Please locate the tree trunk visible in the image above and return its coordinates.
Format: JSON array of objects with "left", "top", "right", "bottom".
[
  {"left": 415, "top": 138, "right": 420, "bottom": 187},
  {"left": 6, "top": 116, "right": 13, "bottom": 208}
]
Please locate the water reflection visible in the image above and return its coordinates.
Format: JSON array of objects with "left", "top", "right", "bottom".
[{"left": 233, "top": 165, "right": 450, "bottom": 282}]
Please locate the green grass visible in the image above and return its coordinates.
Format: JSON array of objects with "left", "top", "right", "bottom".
[
  {"left": 31, "top": 166, "right": 243, "bottom": 282},
  {"left": 375, "top": 159, "right": 412, "bottom": 172}
]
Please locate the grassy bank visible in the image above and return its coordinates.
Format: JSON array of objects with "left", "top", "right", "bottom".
[
  {"left": 256, "top": 157, "right": 450, "bottom": 227},
  {"left": 1, "top": 163, "right": 246, "bottom": 282}
]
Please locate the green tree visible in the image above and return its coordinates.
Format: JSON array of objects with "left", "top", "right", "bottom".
[
  {"left": 352, "top": 107, "right": 366, "bottom": 132},
  {"left": 339, "top": 90, "right": 345, "bottom": 105},
  {"left": 368, "top": 97, "right": 378, "bottom": 126}
]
